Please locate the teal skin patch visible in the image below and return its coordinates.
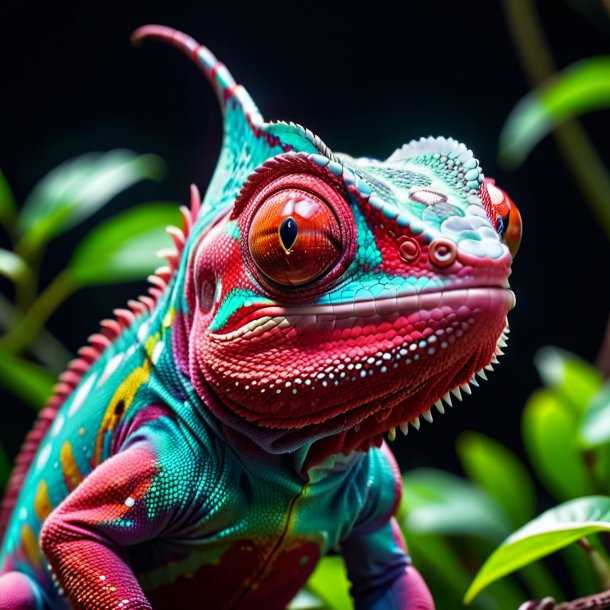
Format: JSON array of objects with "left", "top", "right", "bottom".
[
  {"left": 321, "top": 273, "right": 449, "bottom": 305},
  {"left": 349, "top": 200, "right": 383, "bottom": 271},
  {"left": 223, "top": 220, "right": 241, "bottom": 242},
  {"left": 209, "top": 289, "right": 274, "bottom": 332}
]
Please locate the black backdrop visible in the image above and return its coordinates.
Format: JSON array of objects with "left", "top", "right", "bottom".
[{"left": 0, "top": 0, "right": 608, "bottom": 482}]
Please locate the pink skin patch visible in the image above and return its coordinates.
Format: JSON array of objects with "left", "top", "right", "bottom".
[
  {"left": 0, "top": 571, "right": 42, "bottom": 610},
  {"left": 192, "top": 285, "right": 512, "bottom": 464}
]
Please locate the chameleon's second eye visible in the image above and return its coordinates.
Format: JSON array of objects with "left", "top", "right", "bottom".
[
  {"left": 248, "top": 189, "right": 341, "bottom": 287},
  {"left": 483, "top": 178, "right": 523, "bottom": 257}
]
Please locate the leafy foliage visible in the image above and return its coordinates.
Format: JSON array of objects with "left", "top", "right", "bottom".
[
  {"left": 499, "top": 57, "right": 610, "bottom": 169},
  {"left": 0, "top": 151, "right": 179, "bottom": 490}
]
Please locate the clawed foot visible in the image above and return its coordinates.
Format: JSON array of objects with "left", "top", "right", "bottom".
[{"left": 518, "top": 597, "right": 556, "bottom": 610}]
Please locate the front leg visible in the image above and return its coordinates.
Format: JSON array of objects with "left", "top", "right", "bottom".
[
  {"left": 341, "top": 516, "right": 434, "bottom": 610},
  {"left": 40, "top": 441, "right": 169, "bottom": 610}
]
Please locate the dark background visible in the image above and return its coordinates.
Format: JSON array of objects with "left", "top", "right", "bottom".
[{"left": 0, "top": 0, "right": 608, "bottom": 489}]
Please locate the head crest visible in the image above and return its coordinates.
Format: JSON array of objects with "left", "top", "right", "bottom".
[
  {"left": 132, "top": 25, "right": 336, "bottom": 225},
  {"left": 131, "top": 25, "right": 263, "bottom": 126}
]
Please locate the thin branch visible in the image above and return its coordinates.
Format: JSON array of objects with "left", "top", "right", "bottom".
[
  {"left": 0, "top": 271, "right": 78, "bottom": 355},
  {"left": 502, "top": 0, "right": 610, "bottom": 238}
]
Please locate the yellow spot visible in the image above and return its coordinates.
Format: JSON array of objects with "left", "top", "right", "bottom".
[
  {"left": 144, "top": 333, "right": 161, "bottom": 361},
  {"left": 34, "top": 480, "right": 52, "bottom": 521},
  {"left": 78, "top": 427, "right": 85, "bottom": 436},
  {"left": 60, "top": 441, "right": 84, "bottom": 491},
  {"left": 93, "top": 360, "right": 152, "bottom": 464},
  {"left": 21, "top": 524, "right": 41, "bottom": 569},
  {"left": 163, "top": 307, "right": 176, "bottom": 329}
]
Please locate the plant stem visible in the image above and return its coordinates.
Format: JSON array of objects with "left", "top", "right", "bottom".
[
  {"left": 0, "top": 293, "right": 71, "bottom": 371},
  {"left": 501, "top": 0, "right": 610, "bottom": 239},
  {"left": 0, "top": 271, "right": 78, "bottom": 355}
]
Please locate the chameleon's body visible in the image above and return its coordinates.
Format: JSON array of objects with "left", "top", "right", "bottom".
[{"left": 0, "top": 26, "right": 519, "bottom": 610}]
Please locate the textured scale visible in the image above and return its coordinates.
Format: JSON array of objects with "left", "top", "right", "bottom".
[{"left": 0, "top": 25, "right": 519, "bottom": 610}]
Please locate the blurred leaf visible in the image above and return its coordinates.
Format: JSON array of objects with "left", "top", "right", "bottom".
[
  {"left": 465, "top": 496, "right": 610, "bottom": 604},
  {"left": 580, "top": 381, "right": 610, "bottom": 448},
  {"left": 499, "top": 57, "right": 610, "bottom": 167},
  {"left": 561, "top": 542, "right": 601, "bottom": 599},
  {"left": 0, "top": 353, "right": 55, "bottom": 409},
  {"left": 535, "top": 347, "right": 602, "bottom": 414},
  {"left": 403, "top": 531, "right": 504, "bottom": 610},
  {"left": 16, "top": 151, "right": 164, "bottom": 253},
  {"left": 457, "top": 432, "right": 536, "bottom": 527},
  {"left": 405, "top": 532, "right": 475, "bottom": 599},
  {"left": 306, "top": 556, "right": 351, "bottom": 610},
  {"left": 522, "top": 389, "right": 594, "bottom": 501},
  {"left": 402, "top": 469, "right": 511, "bottom": 542},
  {"left": 0, "top": 249, "right": 29, "bottom": 282},
  {"left": 0, "top": 170, "right": 17, "bottom": 228},
  {"left": 67, "top": 203, "right": 180, "bottom": 285}
]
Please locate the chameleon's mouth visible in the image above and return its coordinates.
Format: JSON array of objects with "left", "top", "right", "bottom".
[
  {"left": 199, "top": 285, "right": 514, "bottom": 464},
  {"left": 210, "top": 286, "right": 515, "bottom": 343}
]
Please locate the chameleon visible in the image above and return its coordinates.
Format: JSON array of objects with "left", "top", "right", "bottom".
[{"left": 0, "top": 25, "right": 521, "bottom": 610}]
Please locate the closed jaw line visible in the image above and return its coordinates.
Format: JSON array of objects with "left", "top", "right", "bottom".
[{"left": 210, "top": 287, "right": 515, "bottom": 342}]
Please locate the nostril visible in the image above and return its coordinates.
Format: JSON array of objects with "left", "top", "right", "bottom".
[
  {"left": 429, "top": 238, "right": 457, "bottom": 268},
  {"left": 398, "top": 236, "right": 421, "bottom": 263}
]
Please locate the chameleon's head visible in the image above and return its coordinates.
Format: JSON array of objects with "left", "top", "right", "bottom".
[{"left": 134, "top": 26, "right": 521, "bottom": 467}]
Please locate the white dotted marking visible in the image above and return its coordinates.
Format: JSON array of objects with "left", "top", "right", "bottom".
[
  {"left": 50, "top": 414, "right": 64, "bottom": 437},
  {"left": 151, "top": 341, "right": 164, "bottom": 365},
  {"left": 68, "top": 373, "right": 98, "bottom": 417},
  {"left": 136, "top": 320, "right": 150, "bottom": 343},
  {"left": 124, "top": 497, "right": 135, "bottom": 508},
  {"left": 36, "top": 443, "right": 52, "bottom": 472},
  {"left": 97, "top": 354, "right": 123, "bottom": 388}
]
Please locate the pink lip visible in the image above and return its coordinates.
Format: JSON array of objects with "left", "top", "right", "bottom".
[
  {"left": 282, "top": 286, "right": 516, "bottom": 319},
  {"left": 210, "top": 287, "right": 515, "bottom": 341}
]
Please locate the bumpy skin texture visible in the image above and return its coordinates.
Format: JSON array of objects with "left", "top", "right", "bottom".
[{"left": 0, "top": 26, "right": 517, "bottom": 610}]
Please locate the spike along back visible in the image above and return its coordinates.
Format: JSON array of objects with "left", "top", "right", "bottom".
[{"left": 0, "top": 25, "right": 521, "bottom": 610}]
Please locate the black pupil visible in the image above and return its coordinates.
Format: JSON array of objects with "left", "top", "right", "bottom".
[
  {"left": 279, "top": 217, "right": 298, "bottom": 252},
  {"left": 498, "top": 209, "right": 510, "bottom": 236}
]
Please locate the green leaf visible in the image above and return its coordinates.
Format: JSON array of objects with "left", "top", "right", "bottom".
[
  {"left": 402, "top": 469, "right": 511, "bottom": 542},
  {"left": 579, "top": 381, "right": 610, "bottom": 448},
  {"left": 465, "top": 496, "right": 610, "bottom": 604},
  {"left": 16, "top": 151, "right": 164, "bottom": 253},
  {"left": 457, "top": 432, "right": 536, "bottom": 528},
  {"left": 0, "top": 353, "right": 55, "bottom": 409},
  {"left": 522, "top": 389, "right": 594, "bottom": 501},
  {"left": 305, "top": 556, "right": 351, "bottom": 610},
  {"left": 499, "top": 57, "right": 610, "bottom": 167},
  {"left": 0, "top": 169, "right": 17, "bottom": 228},
  {"left": 404, "top": 532, "right": 474, "bottom": 597},
  {"left": 67, "top": 203, "right": 180, "bottom": 285},
  {"left": 535, "top": 347, "right": 601, "bottom": 415},
  {"left": 0, "top": 249, "right": 29, "bottom": 282}
]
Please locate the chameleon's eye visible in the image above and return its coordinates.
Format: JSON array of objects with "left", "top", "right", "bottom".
[
  {"left": 248, "top": 189, "right": 342, "bottom": 286},
  {"left": 484, "top": 178, "right": 522, "bottom": 257}
]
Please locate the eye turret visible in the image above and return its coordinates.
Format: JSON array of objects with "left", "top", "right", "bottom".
[
  {"left": 483, "top": 178, "right": 522, "bottom": 257},
  {"left": 248, "top": 189, "right": 342, "bottom": 286}
]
